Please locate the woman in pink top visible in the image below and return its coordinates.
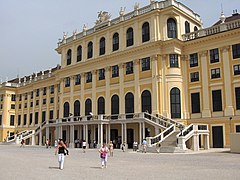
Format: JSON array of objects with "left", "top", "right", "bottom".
[{"left": 99, "top": 142, "right": 109, "bottom": 168}]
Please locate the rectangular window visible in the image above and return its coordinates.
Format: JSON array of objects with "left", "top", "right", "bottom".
[
  {"left": 19, "top": 94, "right": 22, "bottom": 101},
  {"left": 30, "top": 102, "right": 33, "bottom": 107},
  {"left": 31, "top": 91, "right": 33, "bottom": 99},
  {"left": 24, "top": 114, "right": 27, "bottom": 125},
  {"left": 43, "top": 87, "right": 47, "bottom": 95},
  {"left": 99, "top": 68, "right": 105, "bottom": 80},
  {"left": 35, "top": 112, "right": 39, "bottom": 124},
  {"left": 10, "top": 115, "right": 15, "bottom": 126},
  {"left": 232, "top": 43, "right": 240, "bottom": 59},
  {"left": 235, "top": 87, "right": 240, "bottom": 110},
  {"left": 29, "top": 113, "right": 33, "bottom": 125},
  {"left": 211, "top": 68, "right": 221, "bottom": 79},
  {"left": 169, "top": 54, "right": 179, "bottom": 68},
  {"left": 50, "top": 97, "right": 54, "bottom": 104},
  {"left": 210, "top": 48, "right": 219, "bottom": 63},
  {"left": 75, "top": 74, "right": 81, "bottom": 85},
  {"left": 24, "top": 103, "right": 27, "bottom": 108},
  {"left": 86, "top": 72, "right": 92, "bottom": 83},
  {"left": 50, "top": 85, "right": 55, "bottom": 94},
  {"left": 65, "top": 77, "right": 70, "bottom": 87},
  {"left": 36, "top": 100, "right": 39, "bottom": 106},
  {"left": 11, "top": 104, "right": 15, "bottom": 109},
  {"left": 49, "top": 110, "right": 54, "bottom": 120},
  {"left": 42, "top": 111, "right": 46, "bottom": 123},
  {"left": 112, "top": 65, "right": 119, "bottom": 78},
  {"left": 236, "top": 125, "right": 240, "bottom": 133},
  {"left": 36, "top": 89, "right": 39, "bottom": 97},
  {"left": 126, "top": 61, "right": 134, "bottom": 74},
  {"left": 191, "top": 93, "right": 200, "bottom": 113},
  {"left": 43, "top": 99, "right": 46, "bottom": 105},
  {"left": 141, "top": 57, "right": 150, "bottom": 71},
  {"left": 11, "top": 94, "right": 16, "bottom": 101},
  {"left": 18, "top": 104, "right": 21, "bottom": 109},
  {"left": 18, "top": 115, "right": 21, "bottom": 126},
  {"left": 212, "top": 90, "right": 222, "bottom": 112},
  {"left": 234, "top": 64, "right": 240, "bottom": 75},
  {"left": 190, "top": 72, "right": 199, "bottom": 82},
  {"left": 190, "top": 53, "right": 198, "bottom": 67},
  {"left": 25, "top": 93, "right": 28, "bottom": 100},
  {"left": 0, "top": 115, "right": 2, "bottom": 126}
]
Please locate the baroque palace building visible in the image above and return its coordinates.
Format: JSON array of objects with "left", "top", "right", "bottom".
[{"left": 0, "top": 0, "right": 240, "bottom": 150}]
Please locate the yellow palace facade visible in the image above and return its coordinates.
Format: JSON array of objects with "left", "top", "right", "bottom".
[{"left": 0, "top": 0, "right": 240, "bottom": 150}]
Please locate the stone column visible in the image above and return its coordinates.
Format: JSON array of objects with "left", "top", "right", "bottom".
[
  {"left": 142, "top": 122, "right": 145, "bottom": 139},
  {"left": 151, "top": 55, "right": 159, "bottom": 114},
  {"left": 134, "top": 59, "right": 141, "bottom": 113},
  {"left": 54, "top": 84, "right": 58, "bottom": 119},
  {"left": 105, "top": 66, "right": 111, "bottom": 115},
  {"left": 200, "top": 51, "right": 211, "bottom": 117},
  {"left": 59, "top": 80, "right": 64, "bottom": 118},
  {"left": 204, "top": 134, "right": 210, "bottom": 150},
  {"left": 181, "top": 55, "right": 190, "bottom": 119},
  {"left": 192, "top": 134, "right": 199, "bottom": 151},
  {"left": 221, "top": 46, "right": 234, "bottom": 116},
  {"left": 70, "top": 76, "right": 74, "bottom": 115},
  {"left": 100, "top": 123, "right": 103, "bottom": 145},
  {"left": 161, "top": 55, "right": 168, "bottom": 117},
  {"left": 39, "top": 130, "right": 42, "bottom": 146},
  {"left": 119, "top": 63, "right": 125, "bottom": 114},
  {"left": 69, "top": 125, "right": 74, "bottom": 148},
  {"left": 85, "top": 124, "right": 88, "bottom": 147},
  {"left": 46, "top": 127, "right": 50, "bottom": 141},
  {"left": 121, "top": 123, "right": 124, "bottom": 143},
  {"left": 80, "top": 73, "right": 85, "bottom": 116},
  {"left": 139, "top": 122, "right": 142, "bottom": 144},
  {"left": 92, "top": 70, "right": 97, "bottom": 115},
  {"left": 108, "top": 124, "right": 111, "bottom": 143}
]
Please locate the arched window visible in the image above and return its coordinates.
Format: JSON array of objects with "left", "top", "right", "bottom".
[
  {"left": 87, "top": 41, "right": 93, "bottom": 59},
  {"left": 167, "top": 18, "right": 177, "bottom": 38},
  {"left": 185, "top": 21, "right": 190, "bottom": 34},
  {"left": 126, "top": 27, "right": 134, "bottom": 47},
  {"left": 99, "top": 37, "right": 106, "bottom": 55},
  {"left": 85, "top": 99, "right": 92, "bottom": 116},
  {"left": 170, "top": 88, "right": 181, "bottom": 118},
  {"left": 141, "top": 90, "right": 152, "bottom": 113},
  {"left": 112, "top": 33, "right": 119, "bottom": 51},
  {"left": 111, "top": 95, "right": 119, "bottom": 119},
  {"left": 63, "top": 102, "right": 70, "bottom": 117},
  {"left": 77, "top": 46, "right": 82, "bottom": 62},
  {"left": 66, "top": 49, "right": 72, "bottom": 65},
  {"left": 97, "top": 97, "right": 105, "bottom": 115},
  {"left": 194, "top": 26, "right": 198, "bottom": 31},
  {"left": 74, "top": 100, "right": 80, "bottom": 116},
  {"left": 125, "top": 92, "right": 134, "bottom": 118},
  {"left": 142, "top": 22, "right": 150, "bottom": 43}
]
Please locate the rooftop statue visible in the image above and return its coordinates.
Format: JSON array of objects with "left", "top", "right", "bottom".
[{"left": 95, "top": 11, "right": 111, "bottom": 25}]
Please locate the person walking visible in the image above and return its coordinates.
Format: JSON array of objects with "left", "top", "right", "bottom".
[
  {"left": 55, "top": 139, "right": 68, "bottom": 170},
  {"left": 99, "top": 142, "right": 109, "bottom": 168},
  {"left": 20, "top": 139, "right": 25, "bottom": 148},
  {"left": 142, "top": 139, "right": 147, "bottom": 153},
  {"left": 109, "top": 141, "right": 114, "bottom": 157},
  {"left": 82, "top": 140, "right": 87, "bottom": 153}
]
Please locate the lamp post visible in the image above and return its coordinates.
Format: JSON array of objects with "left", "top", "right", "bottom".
[{"left": 229, "top": 117, "right": 232, "bottom": 134}]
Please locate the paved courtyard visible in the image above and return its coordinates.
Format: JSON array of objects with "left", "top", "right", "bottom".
[{"left": 0, "top": 145, "right": 239, "bottom": 180}]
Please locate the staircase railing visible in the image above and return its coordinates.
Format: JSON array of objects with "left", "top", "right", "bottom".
[
  {"left": 176, "top": 124, "right": 209, "bottom": 150},
  {"left": 146, "top": 124, "right": 175, "bottom": 147},
  {"left": 143, "top": 113, "right": 172, "bottom": 129},
  {"left": 155, "top": 113, "right": 185, "bottom": 129}
]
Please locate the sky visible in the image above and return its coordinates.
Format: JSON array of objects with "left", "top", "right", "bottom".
[{"left": 0, "top": 0, "right": 239, "bottom": 81}]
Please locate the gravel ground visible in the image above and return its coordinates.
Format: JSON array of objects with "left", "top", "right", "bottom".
[{"left": 0, "top": 145, "right": 239, "bottom": 180}]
